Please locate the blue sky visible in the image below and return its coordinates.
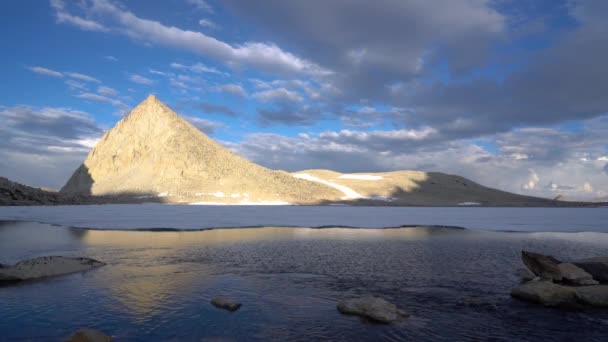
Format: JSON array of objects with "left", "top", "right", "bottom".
[{"left": 0, "top": 0, "right": 607, "bottom": 200}]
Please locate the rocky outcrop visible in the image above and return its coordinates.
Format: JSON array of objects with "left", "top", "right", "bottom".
[
  {"left": 210, "top": 296, "right": 242, "bottom": 311},
  {"left": 511, "top": 251, "right": 608, "bottom": 309},
  {"left": 66, "top": 328, "right": 112, "bottom": 342},
  {"left": 511, "top": 281, "right": 579, "bottom": 308},
  {"left": 521, "top": 251, "right": 562, "bottom": 281},
  {"left": 558, "top": 263, "right": 598, "bottom": 285},
  {"left": 573, "top": 257, "right": 608, "bottom": 283},
  {"left": 337, "top": 296, "right": 408, "bottom": 323},
  {"left": 575, "top": 285, "right": 608, "bottom": 307},
  {"left": 0, "top": 256, "right": 105, "bottom": 283},
  {"left": 515, "top": 268, "right": 536, "bottom": 283}
]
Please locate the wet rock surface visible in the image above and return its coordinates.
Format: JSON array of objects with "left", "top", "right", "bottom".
[
  {"left": 337, "top": 296, "right": 409, "bottom": 323},
  {"left": 210, "top": 296, "right": 242, "bottom": 312},
  {"left": 66, "top": 328, "right": 112, "bottom": 342},
  {"left": 0, "top": 256, "right": 105, "bottom": 283}
]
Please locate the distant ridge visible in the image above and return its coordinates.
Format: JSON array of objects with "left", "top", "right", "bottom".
[{"left": 60, "top": 95, "right": 342, "bottom": 204}]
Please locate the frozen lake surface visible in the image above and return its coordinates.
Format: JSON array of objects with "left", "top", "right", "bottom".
[{"left": 0, "top": 204, "right": 607, "bottom": 232}]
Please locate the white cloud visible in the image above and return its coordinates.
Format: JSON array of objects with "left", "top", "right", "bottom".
[
  {"left": 129, "top": 74, "right": 155, "bottom": 85},
  {"left": 65, "top": 80, "right": 87, "bottom": 90},
  {"left": 522, "top": 169, "right": 540, "bottom": 190},
  {"left": 65, "top": 72, "right": 100, "bottom": 83},
  {"left": 75, "top": 92, "right": 128, "bottom": 112},
  {"left": 103, "top": 55, "right": 118, "bottom": 61},
  {"left": 184, "top": 116, "right": 225, "bottom": 134},
  {"left": 253, "top": 88, "right": 303, "bottom": 103},
  {"left": 74, "top": 0, "right": 328, "bottom": 75},
  {"left": 50, "top": 0, "right": 108, "bottom": 32},
  {"left": 186, "top": 0, "right": 213, "bottom": 12},
  {"left": 217, "top": 84, "right": 247, "bottom": 97},
  {"left": 27, "top": 66, "right": 63, "bottom": 78},
  {"left": 198, "top": 19, "right": 217, "bottom": 30},
  {"left": 97, "top": 85, "right": 118, "bottom": 97},
  {"left": 170, "top": 62, "right": 224, "bottom": 75}
]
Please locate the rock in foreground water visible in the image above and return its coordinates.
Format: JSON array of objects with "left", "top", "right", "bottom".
[
  {"left": 510, "top": 281, "right": 579, "bottom": 308},
  {"left": 573, "top": 257, "right": 608, "bottom": 283},
  {"left": 66, "top": 328, "right": 112, "bottom": 342},
  {"left": 515, "top": 268, "right": 536, "bottom": 283},
  {"left": 0, "top": 256, "right": 105, "bottom": 283},
  {"left": 337, "top": 296, "right": 408, "bottom": 323},
  {"left": 521, "top": 251, "right": 562, "bottom": 281},
  {"left": 575, "top": 285, "right": 608, "bottom": 307},
  {"left": 210, "top": 296, "right": 242, "bottom": 311},
  {"left": 558, "top": 263, "right": 598, "bottom": 285}
]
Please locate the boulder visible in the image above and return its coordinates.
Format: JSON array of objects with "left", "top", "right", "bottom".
[
  {"left": 573, "top": 257, "right": 608, "bottom": 283},
  {"left": 515, "top": 268, "right": 536, "bottom": 283},
  {"left": 210, "top": 296, "right": 242, "bottom": 312},
  {"left": 0, "top": 256, "right": 105, "bottom": 283},
  {"left": 521, "top": 251, "right": 562, "bottom": 281},
  {"left": 576, "top": 285, "right": 608, "bottom": 307},
  {"left": 337, "top": 296, "right": 409, "bottom": 323},
  {"left": 66, "top": 328, "right": 112, "bottom": 342},
  {"left": 558, "top": 263, "right": 598, "bottom": 286},
  {"left": 511, "top": 281, "right": 578, "bottom": 308}
]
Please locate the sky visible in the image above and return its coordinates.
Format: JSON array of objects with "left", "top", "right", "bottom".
[{"left": 0, "top": 0, "right": 607, "bottom": 200}]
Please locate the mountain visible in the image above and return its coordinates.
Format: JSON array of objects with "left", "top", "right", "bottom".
[
  {"left": 291, "top": 170, "right": 563, "bottom": 206},
  {"left": 60, "top": 95, "right": 343, "bottom": 204}
]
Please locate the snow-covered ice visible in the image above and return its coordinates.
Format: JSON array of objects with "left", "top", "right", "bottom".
[{"left": 294, "top": 173, "right": 365, "bottom": 200}]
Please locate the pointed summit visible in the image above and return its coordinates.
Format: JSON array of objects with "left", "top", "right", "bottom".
[{"left": 61, "top": 96, "right": 342, "bottom": 203}]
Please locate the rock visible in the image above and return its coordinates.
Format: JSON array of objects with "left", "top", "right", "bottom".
[
  {"left": 337, "top": 296, "right": 409, "bottom": 323},
  {"left": 66, "top": 328, "right": 112, "bottom": 342},
  {"left": 521, "top": 251, "right": 562, "bottom": 281},
  {"left": 515, "top": 268, "right": 536, "bottom": 283},
  {"left": 511, "top": 281, "right": 579, "bottom": 308},
  {"left": 558, "top": 263, "right": 598, "bottom": 285},
  {"left": 573, "top": 257, "right": 608, "bottom": 283},
  {"left": 210, "top": 296, "right": 242, "bottom": 311},
  {"left": 576, "top": 285, "right": 608, "bottom": 307},
  {"left": 0, "top": 256, "right": 105, "bottom": 283}
]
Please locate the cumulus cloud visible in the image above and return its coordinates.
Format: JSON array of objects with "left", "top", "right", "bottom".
[
  {"left": 216, "top": 84, "right": 247, "bottom": 97},
  {"left": 0, "top": 105, "right": 103, "bottom": 187},
  {"left": 604, "top": 163, "right": 608, "bottom": 175},
  {"left": 61, "top": 0, "right": 328, "bottom": 76},
  {"left": 185, "top": 116, "right": 225, "bottom": 135},
  {"left": 253, "top": 88, "right": 303, "bottom": 103},
  {"left": 199, "top": 101, "right": 236, "bottom": 116},
  {"left": 75, "top": 92, "right": 128, "bottom": 113}
]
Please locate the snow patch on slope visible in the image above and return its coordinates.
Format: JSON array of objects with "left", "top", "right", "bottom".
[
  {"left": 338, "top": 174, "right": 383, "bottom": 181},
  {"left": 294, "top": 173, "right": 365, "bottom": 200}
]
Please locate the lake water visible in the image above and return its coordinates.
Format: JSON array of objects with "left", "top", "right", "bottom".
[{"left": 1, "top": 206, "right": 608, "bottom": 341}]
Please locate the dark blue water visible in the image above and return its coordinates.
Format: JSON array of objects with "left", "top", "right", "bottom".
[{"left": 1, "top": 221, "right": 608, "bottom": 341}]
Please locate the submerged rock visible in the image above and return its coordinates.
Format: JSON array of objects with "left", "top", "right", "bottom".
[
  {"left": 521, "top": 251, "right": 562, "bottom": 281},
  {"left": 573, "top": 257, "right": 608, "bottom": 283},
  {"left": 576, "top": 285, "right": 608, "bottom": 307},
  {"left": 511, "top": 281, "right": 578, "bottom": 308},
  {"left": 0, "top": 256, "right": 105, "bottom": 283},
  {"left": 210, "top": 296, "right": 242, "bottom": 311},
  {"left": 66, "top": 328, "right": 112, "bottom": 342},
  {"left": 515, "top": 268, "right": 536, "bottom": 283},
  {"left": 337, "top": 296, "right": 409, "bottom": 323},
  {"left": 558, "top": 263, "right": 598, "bottom": 286}
]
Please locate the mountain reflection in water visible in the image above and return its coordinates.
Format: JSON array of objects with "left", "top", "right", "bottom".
[{"left": 1, "top": 221, "right": 608, "bottom": 341}]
